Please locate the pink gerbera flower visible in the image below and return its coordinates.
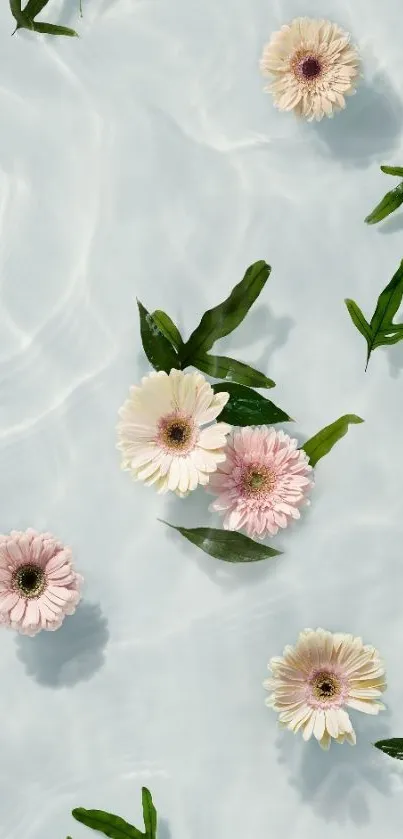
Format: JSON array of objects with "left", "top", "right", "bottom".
[
  {"left": 208, "top": 426, "right": 313, "bottom": 539},
  {"left": 0, "top": 529, "right": 83, "bottom": 636}
]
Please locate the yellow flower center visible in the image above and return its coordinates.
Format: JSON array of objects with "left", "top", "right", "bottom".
[
  {"left": 244, "top": 467, "right": 276, "bottom": 496},
  {"left": 159, "top": 415, "right": 194, "bottom": 452},
  {"left": 13, "top": 564, "right": 46, "bottom": 599},
  {"left": 311, "top": 671, "right": 341, "bottom": 701}
]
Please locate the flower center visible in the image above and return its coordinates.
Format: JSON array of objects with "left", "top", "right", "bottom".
[
  {"left": 13, "top": 564, "right": 46, "bottom": 598},
  {"left": 158, "top": 414, "right": 194, "bottom": 453},
  {"left": 311, "top": 671, "right": 341, "bottom": 701},
  {"left": 243, "top": 466, "right": 276, "bottom": 497},
  {"left": 300, "top": 56, "right": 322, "bottom": 79}
]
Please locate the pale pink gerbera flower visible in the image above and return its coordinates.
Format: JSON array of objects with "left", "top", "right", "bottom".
[
  {"left": 0, "top": 529, "right": 83, "bottom": 637},
  {"left": 260, "top": 18, "right": 360, "bottom": 121},
  {"left": 208, "top": 426, "right": 313, "bottom": 539},
  {"left": 117, "top": 369, "right": 231, "bottom": 497},
  {"left": 264, "top": 628, "right": 386, "bottom": 750}
]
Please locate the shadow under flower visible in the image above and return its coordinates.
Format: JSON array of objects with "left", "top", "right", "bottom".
[
  {"left": 15, "top": 600, "right": 109, "bottom": 688},
  {"left": 276, "top": 715, "right": 393, "bottom": 825},
  {"left": 312, "top": 75, "right": 403, "bottom": 169}
]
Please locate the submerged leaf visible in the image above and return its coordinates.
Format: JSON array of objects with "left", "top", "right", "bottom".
[
  {"left": 180, "top": 261, "right": 271, "bottom": 365},
  {"left": 151, "top": 310, "right": 183, "bottom": 352},
  {"left": 137, "top": 300, "right": 180, "bottom": 374},
  {"left": 72, "top": 809, "right": 144, "bottom": 839},
  {"left": 193, "top": 354, "right": 275, "bottom": 388},
  {"left": 141, "top": 789, "right": 157, "bottom": 839},
  {"left": 374, "top": 739, "right": 403, "bottom": 760},
  {"left": 365, "top": 181, "right": 403, "bottom": 224},
  {"left": 161, "top": 521, "right": 282, "bottom": 562},
  {"left": 301, "top": 415, "right": 364, "bottom": 467},
  {"left": 345, "top": 260, "right": 403, "bottom": 368},
  {"left": 212, "top": 382, "right": 292, "bottom": 426}
]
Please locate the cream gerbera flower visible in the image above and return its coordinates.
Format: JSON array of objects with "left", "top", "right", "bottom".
[
  {"left": 264, "top": 628, "right": 386, "bottom": 749},
  {"left": 260, "top": 18, "right": 360, "bottom": 121},
  {"left": 117, "top": 369, "right": 232, "bottom": 496}
]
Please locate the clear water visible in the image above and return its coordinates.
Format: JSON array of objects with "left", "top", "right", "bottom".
[{"left": 1, "top": 0, "right": 403, "bottom": 836}]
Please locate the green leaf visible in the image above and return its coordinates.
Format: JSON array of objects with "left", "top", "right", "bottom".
[
  {"left": 151, "top": 310, "right": 183, "bottom": 352},
  {"left": 9, "top": 0, "right": 30, "bottom": 27},
  {"left": 141, "top": 789, "right": 157, "bottom": 839},
  {"left": 192, "top": 353, "right": 275, "bottom": 388},
  {"left": 212, "top": 382, "right": 292, "bottom": 426},
  {"left": 344, "top": 299, "right": 371, "bottom": 344},
  {"left": 345, "top": 261, "right": 403, "bottom": 368},
  {"left": 380, "top": 165, "right": 403, "bottom": 177},
  {"left": 374, "top": 738, "right": 403, "bottom": 760},
  {"left": 137, "top": 300, "right": 180, "bottom": 373},
  {"left": 180, "top": 261, "right": 271, "bottom": 365},
  {"left": 23, "top": 0, "right": 49, "bottom": 18},
  {"left": 72, "top": 809, "right": 144, "bottom": 839},
  {"left": 301, "top": 414, "right": 364, "bottom": 467},
  {"left": 160, "top": 521, "right": 282, "bottom": 563},
  {"left": 370, "top": 259, "right": 403, "bottom": 333},
  {"left": 31, "top": 20, "right": 78, "bottom": 34},
  {"left": 365, "top": 182, "right": 403, "bottom": 224}
]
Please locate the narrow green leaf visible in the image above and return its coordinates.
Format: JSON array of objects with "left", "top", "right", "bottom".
[
  {"left": 23, "top": 0, "right": 49, "bottom": 18},
  {"left": 160, "top": 521, "right": 282, "bottom": 563},
  {"left": 137, "top": 300, "right": 180, "bottom": 373},
  {"left": 151, "top": 310, "right": 183, "bottom": 352},
  {"left": 31, "top": 20, "right": 78, "bottom": 35},
  {"left": 374, "top": 739, "right": 403, "bottom": 760},
  {"left": 72, "top": 809, "right": 144, "bottom": 839},
  {"left": 380, "top": 165, "right": 403, "bottom": 177},
  {"left": 212, "top": 382, "right": 292, "bottom": 426},
  {"left": 180, "top": 261, "right": 271, "bottom": 365},
  {"left": 370, "top": 259, "right": 403, "bottom": 333},
  {"left": 373, "top": 330, "right": 403, "bottom": 348},
  {"left": 192, "top": 354, "right": 275, "bottom": 388},
  {"left": 141, "top": 789, "right": 157, "bottom": 839},
  {"left": 344, "top": 299, "right": 371, "bottom": 344},
  {"left": 301, "top": 414, "right": 364, "bottom": 467},
  {"left": 365, "top": 182, "right": 403, "bottom": 224},
  {"left": 9, "top": 0, "right": 30, "bottom": 26}
]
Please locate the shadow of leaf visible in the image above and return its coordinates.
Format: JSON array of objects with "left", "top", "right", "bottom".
[
  {"left": 15, "top": 600, "right": 109, "bottom": 688},
  {"left": 312, "top": 75, "right": 403, "bottom": 169},
  {"left": 377, "top": 211, "right": 403, "bottom": 235}
]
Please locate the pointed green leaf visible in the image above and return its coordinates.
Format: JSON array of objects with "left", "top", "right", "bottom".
[
  {"left": 365, "top": 182, "right": 403, "bottom": 224},
  {"left": 212, "top": 382, "right": 291, "bottom": 426},
  {"left": 137, "top": 300, "right": 180, "bottom": 373},
  {"left": 72, "top": 809, "right": 144, "bottom": 839},
  {"left": 180, "top": 261, "right": 271, "bottom": 365},
  {"left": 373, "top": 330, "right": 403, "bottom": 348},
  {"left": 370, "top": 259, "right": 403, "bottom": 333},
  {"left": 344, "top": 299, "right": 371, "bottom": 344},
  {"left": 380, "top": 165, "right": 403, "bottom": 177},
  {"left": 301, "top": 415, "right": 364, "bottom": 467},
  {"left": 161, "top": 521, "right": 282, "bottom": 562},
  {"left": 192, "top": 354, "right": 275, "bottom": 388},
  {"left": 9, "top": 0, "right": 30, "bottom": 26},
  {"left": 23, "top": 0, "right": 49, "bottom": 18},
  {"left": 31, "top": 20, "right": 78, "bottom": 34},
  {"left": 374, "top": 739, "right": 403, "bottom": 760},
  {"left": 151, "top": 310, "right": 183, "bottom": 352},
  {"left": 141, "top": 789, "right": 157, "bottom": 839}
]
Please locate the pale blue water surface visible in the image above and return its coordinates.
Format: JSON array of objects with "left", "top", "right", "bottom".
[{"left": 1, "top": 0, "right": 403, "bottom": 836}]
